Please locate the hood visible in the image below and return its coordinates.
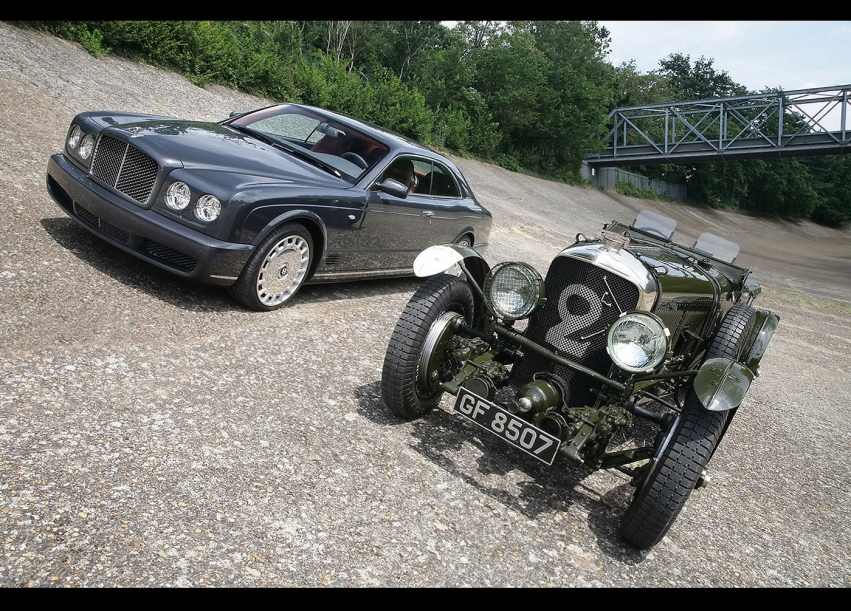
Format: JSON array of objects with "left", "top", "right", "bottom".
[
  {"left": 558, "top": 238, "right": 720, "bottom": 310},
  {"left": 105, "top": 119, "right": 345, "bottom": 189}
]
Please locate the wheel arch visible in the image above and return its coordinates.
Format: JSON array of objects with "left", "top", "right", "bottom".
[{"left": 250, "top": 210, "right": 327, "bottom": 281}]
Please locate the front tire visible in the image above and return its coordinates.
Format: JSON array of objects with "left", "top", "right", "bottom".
[
  {"left": 229, "top": 223, "right": 313, "bottom": 311},
  {"left": 620, "top": 302, "right": 757, "bottom": 548},
  {"left": 381, "top": 274, "right": 475, "bottom": 419}
]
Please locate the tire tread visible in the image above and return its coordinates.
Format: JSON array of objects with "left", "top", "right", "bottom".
[
  {"left": 619, "top": 301, "right": 757, "bottom": 548},
  {"left": 381, "top": 274, "right": 474, "bottom": 419}
]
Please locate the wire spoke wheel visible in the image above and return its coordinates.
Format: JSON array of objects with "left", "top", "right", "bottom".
[
  {"left": 620, "top": 302, "right": 757, "bottom": 549},
  {"left": 381, "top": 274, "right": 475, "bottom": 420}
]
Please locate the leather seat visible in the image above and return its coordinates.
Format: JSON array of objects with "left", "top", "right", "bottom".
[{"left": 382, "top": 159, "right": 415, "bottom": 191}]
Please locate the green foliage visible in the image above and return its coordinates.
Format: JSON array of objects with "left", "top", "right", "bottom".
[
  {"left": 657, "top": 53, "right": 748, "bottom": 100},
  {"left": 294, "top": 51, "right": 366, "bottom": 113},
  {"left": 497, "top": 155, "right": 520, "bottom": 172},
  {"left": 614, "top": 180, "right": 675, "bottom": 202},
  {"left": 739, "top": 159, "right": 822, "bottom": 218},
  {"left": 80, "top": 28, "right": 109, "bottom": 58},
  {"left": 360, "top": 67, "right": 434, "bottom": 141}
]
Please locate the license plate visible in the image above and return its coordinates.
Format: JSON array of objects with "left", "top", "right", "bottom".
[{"left": 453, "top": 387, "right": 561, "bottom": 465}]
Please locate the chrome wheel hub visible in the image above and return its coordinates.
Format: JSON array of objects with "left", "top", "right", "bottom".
[
  {"left": 257, "top": 235, "right": 310, "bottom": 306},
  {"left": 417, "top": 311, "right": 462, "bottom": 392}
]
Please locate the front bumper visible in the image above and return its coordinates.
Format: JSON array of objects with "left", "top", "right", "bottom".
[{"left": 45, "top": 154, "right": 253, "bottom": 286}]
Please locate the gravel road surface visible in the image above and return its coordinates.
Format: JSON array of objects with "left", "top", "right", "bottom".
[{"left": 1, "top": 22, "right": 850, "bottom": 587}]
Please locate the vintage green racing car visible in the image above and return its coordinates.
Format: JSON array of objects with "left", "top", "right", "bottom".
[{"left": 381, "top": 210, "right": 780, "bottom": 548}]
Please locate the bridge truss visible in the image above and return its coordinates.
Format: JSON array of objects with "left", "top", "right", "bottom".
[{"left": 586, "top": 84, "right": 851, "bottom": 168}]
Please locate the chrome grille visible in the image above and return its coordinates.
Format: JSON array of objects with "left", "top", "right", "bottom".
[
  {"left": 90, "top": 135, "right": 158, "bottom": 205},
  {"left": 510, "top": 256, "right": 640, "bottom": 408}
]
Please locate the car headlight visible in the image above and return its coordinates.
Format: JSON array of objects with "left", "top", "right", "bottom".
[
  {"left": 78, "top": 134, "right": 95, "bottom": 160},
  {"left": 195, "top": 194, "right": 221, "bottom": 222},
  {"left": 483, "top": 262, "right": 544, "bottom": 321},
  {"left": 606, "top": 311, "right": 670, "bottom": 373},
  {"left": 165, "top": 181, "right": 191, "bottom": 211},
  {"left": 67, "top": 125, "right": 82, "bottom": 150}
]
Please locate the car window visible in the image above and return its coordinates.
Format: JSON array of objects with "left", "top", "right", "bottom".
[
  {"left": 379, "top": 157, "right": 418, "bottom": 193},
  {"left": 250, "top": 113, "right": 322, "bottom": 142},
  {"left": 229, "top": 105, "right": 390, "bottom": 184},
  {"left": 429, "top": 163, "right": 460, "bottom": 197},
  {"left": 411, "top": 161, "right": 460, "bottom": 198}
]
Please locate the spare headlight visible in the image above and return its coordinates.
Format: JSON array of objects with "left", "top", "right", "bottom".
[
  {"left": 67, "top": 125, "right": 82, "bottom": 150},
  {"left": 483, "top": 262, "right": 544, "bottom": 321},
  {"left": 165, "top": 181, "right": 191, "bottom": 211},
  {"left": 606, "top": 311, "right": 670, "bottom": 373},
  {"left": 195, "top": 194, "right": 221, "bottom": 222},
  {"left": 78, "top": 134, "right": 95, "bottom": 160}
]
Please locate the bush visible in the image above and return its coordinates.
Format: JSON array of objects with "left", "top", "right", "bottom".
[
  {"left": 615, "top": 180, "right": 674, "bottom": 202},
  {"left": 497, "top": 155, "right": 520, "bottom": 172},
  {"left": 80, "top": 28, "right": 109, "bottom": 58}
]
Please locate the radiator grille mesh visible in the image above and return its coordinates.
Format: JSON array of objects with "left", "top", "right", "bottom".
[
  {"left": 90, "top": 135, "right": 158, "bottom": 205},
  {"left": 509, "top": 256, "right": 640, "bottom": 407}
]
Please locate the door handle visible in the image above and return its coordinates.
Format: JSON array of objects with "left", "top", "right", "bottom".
[{"left": 422, "top": 211, "right": 434, "bottom": 217}]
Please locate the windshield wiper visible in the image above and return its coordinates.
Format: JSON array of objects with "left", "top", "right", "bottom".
[{"left": 230, "top": 124, "right": 342, "bottom": 179}]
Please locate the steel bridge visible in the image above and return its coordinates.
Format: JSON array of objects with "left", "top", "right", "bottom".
[{"left": 586, "top": 84, "right": 851, "bottom": 168}]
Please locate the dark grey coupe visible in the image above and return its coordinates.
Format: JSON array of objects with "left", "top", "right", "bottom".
[{"left": 45, "top": 103, "right": 492, "bottom": 310}]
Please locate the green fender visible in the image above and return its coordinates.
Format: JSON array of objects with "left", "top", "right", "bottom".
[{"left": 693, "top": 357, "right": 755, "bottom": 412}]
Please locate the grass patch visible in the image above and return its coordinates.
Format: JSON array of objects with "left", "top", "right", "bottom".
[
  {"left": 761, "top": 285, "right": 851, "bottom": 314},
  {"left": 614, "top": 180, "right": 676, "bottom": 202}
]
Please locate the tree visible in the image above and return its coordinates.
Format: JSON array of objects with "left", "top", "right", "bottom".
[{"left": 657, "top": 53, "right": 748, "bottom": 101}]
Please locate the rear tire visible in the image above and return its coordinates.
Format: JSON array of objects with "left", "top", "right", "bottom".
[
  {"left": 381, "top": 274, "right": 475, "bottom": 419},
  {"left": 620, "top": 302, "right": 757, "bottom": 549}
]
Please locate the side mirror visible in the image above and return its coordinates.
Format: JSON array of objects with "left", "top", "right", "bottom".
[
  {"left": 229, "top": 111, "right": 246, "bottom": 118},
  {"left": 376, "top": 178, "right": 409, "bottom": 199}
]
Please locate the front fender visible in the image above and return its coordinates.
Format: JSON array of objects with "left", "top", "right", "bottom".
[
  {"left": 413, "top": 244, "right": 490, "bottom": 288},
  {"left": 414, "top": 244, "right": 492, "bottom": 330},
  {"left": 693, "top": 357, "right": 755, "bottom": 412},
  {"left": 742, "top": 310, "right": 780, "bottom": 375},
  {"left": 245, "top": 208, "right": 328, "bottom": 281}
]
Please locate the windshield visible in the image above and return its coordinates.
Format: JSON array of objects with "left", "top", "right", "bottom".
[{"left": 227, "top": 105, "right": 389, "bottom": 184}]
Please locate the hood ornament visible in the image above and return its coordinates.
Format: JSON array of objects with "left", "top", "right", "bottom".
[{"left": 600, "top": 229, "right": 630, "bottom": 251}]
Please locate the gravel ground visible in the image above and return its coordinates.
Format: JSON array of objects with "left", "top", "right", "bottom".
[{"left": 1, "top": 22, "right": 850, "bottom": 587}]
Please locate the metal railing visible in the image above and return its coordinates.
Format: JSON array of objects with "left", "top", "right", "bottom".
[{"left": 587, "top": 84, "right": 851, "bottom": 167}]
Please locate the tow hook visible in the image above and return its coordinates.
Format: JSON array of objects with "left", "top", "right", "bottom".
[{"left": 696, "top": 469, "right": 711, "bottom": 489}]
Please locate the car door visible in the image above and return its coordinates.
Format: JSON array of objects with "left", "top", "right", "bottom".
[
  {"left": 353, "top": 155, "right": 437, "bottom": 271},
  {"left": 415, "top": 160, "right": 480, "bottom": 247}
]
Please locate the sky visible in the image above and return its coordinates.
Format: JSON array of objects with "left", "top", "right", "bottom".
[
  {"left": 599, "top": 21, "right": 851, "bottom": 93},
  {"left": 599, "top": 21, "right": 851, "bottom": 132}
]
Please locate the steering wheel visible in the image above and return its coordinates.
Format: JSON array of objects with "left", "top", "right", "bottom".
[{"left": 341, "top": 152, "right": 368, "bottom": 170}]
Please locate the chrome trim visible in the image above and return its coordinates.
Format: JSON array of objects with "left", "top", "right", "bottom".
[
  {"left": 308, "top": 267, "right": 414, "bottom": 282},
  {"left": 558, "top": 243, "right": 658, "bottom": 310}
]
